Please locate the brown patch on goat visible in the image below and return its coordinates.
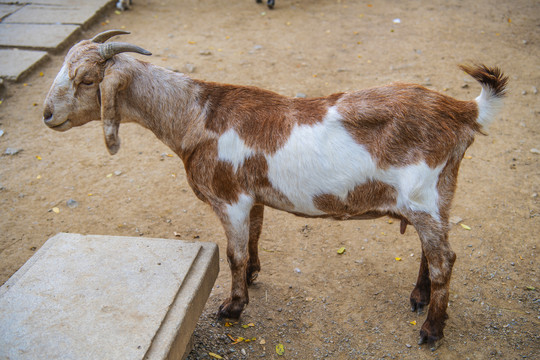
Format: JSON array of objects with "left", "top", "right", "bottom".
[
  {"left": 313, "top": 181, "right": 397, "bottom": 219},
  {"left": 338, "top": 84, "right": 479, "bottom": 168},
  {"left": 435, "top": 151, "right": 470, "bottom": 223},
  {"left": 212, "top": 161, "right": 241, "bottom": 203},
  {"left": 182, "top": 140, "right": 219, "bottom": 204},
  {"left": 197, "top": 80, "right": 343, "bottom": 154},
  {"left": 240, "top": 154, "right": 272, "bottom": 188}
]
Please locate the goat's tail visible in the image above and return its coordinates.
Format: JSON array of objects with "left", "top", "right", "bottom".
[{"left": 459, "top": 64, "right": 509, "bottom": 130}]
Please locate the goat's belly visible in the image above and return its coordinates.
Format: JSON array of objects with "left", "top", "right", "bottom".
[{"left": 263, "top": 107, "right": 380, "bottom": 215}]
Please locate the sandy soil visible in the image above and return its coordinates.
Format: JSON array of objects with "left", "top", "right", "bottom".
[{"left": 0, "top": 0, "right": 538, "bottom": 359}]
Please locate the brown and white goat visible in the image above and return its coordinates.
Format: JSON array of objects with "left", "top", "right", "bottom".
[{"left": 43, "top": 30, "right": 508, "bottom": 346}]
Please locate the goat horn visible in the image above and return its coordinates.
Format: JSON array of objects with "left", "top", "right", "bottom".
[
  {"left": 91, "top": 30, "right": 130, "bottom": 43},
  {"left": 99, "top": 42, "right": 152, "bottom": 60}
]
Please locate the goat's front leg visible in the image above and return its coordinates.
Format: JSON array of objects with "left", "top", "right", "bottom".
[
  {"left": 410, "top": 213, "right": 456, "bottom": 347},
  {"left": 247, "top": 204, "right": 264, "bottom": 285},
  {"left": 410, "top": 249, "right": 431, "bottom": 313},
  {"left": 215, "top": 194, "right": 255, "bottom": 320}
]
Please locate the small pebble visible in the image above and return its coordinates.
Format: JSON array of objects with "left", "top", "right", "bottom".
[
  {"left": 522, "top": 90, "right": 527, "bottom": 95},
  {"left": 199, "top": 50, "right": 212, "bottom": 56},
  {"left": 449, "top": 215, "right": 463, "bottom": 224},
  {"left": 114, "top": 170, "right": 123, "bottom": 176},
  {"left": 66, "top": 199, "right": 79, "bottom": 208},
  {"left": 533, "top": 86, "right": 538, "bottom": 94},
  {"left": 241, "top": 349, "right": 247, "bottom": 356},
  {"left": 530, "top": 148, "right": 540, "bottom": 155},
  {"left": 405, "top": 344, "right": 412, "bottom": 348},
  {"left": 295, "top": 93, "right": 307, "bottom": 98},
  {"left": 294, "top": 267, "right": 301, "bottom": 273},
  {"left": 4, "top": 147, "right": 22, "bottom": 155},
  {"left": 184, "top": 63, "right": 196, "bottom": 73},
  {"left": 0, "top": 129, "right": 4, "bottom": 137}
]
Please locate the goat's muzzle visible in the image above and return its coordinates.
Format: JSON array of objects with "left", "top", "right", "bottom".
[{"left": 43, "top": 108, "right": 72, "bottom": 131}]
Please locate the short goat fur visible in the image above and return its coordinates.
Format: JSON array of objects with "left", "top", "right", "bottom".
[{"left": 43, "top": 30, "right": 508, "bottom": 346}]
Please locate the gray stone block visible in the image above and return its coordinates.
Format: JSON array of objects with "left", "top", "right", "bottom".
[
  {"left": 0, "top": 49, "right": 48, "bottom": 81},
  {"left": 0, "top": 0, "right": 111, "bottom": 5},
  {"left": 4, "top": 3, "right": 111, "bottom": 26},
  {"left": 0, "top": 23, "right": 80, "bottom": 51},
  {"left": 0, "top": 233, "right": 219, "bottom": 360},
  {"left": 0, "top": 4, "right": 22, "bottom": 21}
]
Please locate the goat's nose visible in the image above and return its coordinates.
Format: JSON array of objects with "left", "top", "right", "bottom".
[{"left": 43, "top": 108, "right": 53, "bottom": 122}]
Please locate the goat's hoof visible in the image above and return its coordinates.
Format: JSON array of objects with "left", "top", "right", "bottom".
[
  {"left": 267, "top": 0, "right": 275, "bottom": 9},
  {"left": 410, "top": 298, "right": 428, "bottom": 314},
  {"left": 247, "top": 271, "right": 259, "bottom": 285},
  {"left": 246, "top": 264, "right": 261, "bottom": 286},
  {"left": 410, "top": 289, "right": 430, "bottom": 314},
  {"left": 418, "top": 322, "right": 444, "bottom": 349},
  {"left": 218, "top": 298, "right": 247, "bottom": 320}
]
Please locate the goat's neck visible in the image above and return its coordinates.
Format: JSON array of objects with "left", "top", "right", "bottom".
[{"left": 119, "top": 59, "right": 210, "bottom": 157}]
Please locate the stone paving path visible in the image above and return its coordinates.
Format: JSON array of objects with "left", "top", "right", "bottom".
[{"left": 0, "top": 0, "right": 114, "bottom": 81}]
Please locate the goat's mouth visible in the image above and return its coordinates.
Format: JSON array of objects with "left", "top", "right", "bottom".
[{"left": 44, "top": 118, "right": 72, "bottom": 132}]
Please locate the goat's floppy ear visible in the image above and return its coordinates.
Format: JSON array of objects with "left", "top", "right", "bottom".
[{"left": 99, "top": 71, "right": 126, "bottom": 155}]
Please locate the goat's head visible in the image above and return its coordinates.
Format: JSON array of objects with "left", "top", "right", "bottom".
[{"left": 43, "top": 30, "right": 151, "bottom": 154}]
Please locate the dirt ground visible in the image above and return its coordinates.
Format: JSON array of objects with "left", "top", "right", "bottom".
[{"left": 1, "top": 0, "right": 538, "bottom": 358}]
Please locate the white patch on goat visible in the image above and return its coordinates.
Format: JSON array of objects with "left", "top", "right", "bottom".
[
  {"left": 475, "top": 87, "right": 503, "bottom": 130},
  {"left": 379, "top": 162, "right": 444, "bottom": 220},
  {"left": 45, "top": 64, "right": 73, "bottom": 127},
  {"left": 226, "top": 193, "right": 255, "bottom": 230},
  {"left": 53, "top": 64, "right": 71, "bottom": 91},
  {"left": 218, "top": 128, "right": 254, "bottom": 172},
  {"left": 265, "top": 106, "right": 443, "bottom": 219},
  {"left": 224, "top": 193, "right": 254, "bottom": 260},
  {"left": 265, "top": 106, "right": 376, "bottom": 215}
]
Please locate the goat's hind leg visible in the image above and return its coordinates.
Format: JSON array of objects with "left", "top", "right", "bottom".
[
  {"left": 247, "top": 204, "right": 264, "bottom": 285},
  {"left": 410, "top": 213, "right": 456, "bottom": 347}
]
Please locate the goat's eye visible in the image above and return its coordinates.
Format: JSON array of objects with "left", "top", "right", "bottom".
[{"left": 81, "top": 80, "right": 94, "bottom": 86}]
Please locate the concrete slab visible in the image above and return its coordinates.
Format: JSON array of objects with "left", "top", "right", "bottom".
[
  {"left": 4, "top": 3, "right": 110, "bottom": 26},
  {"left": 0, "top": 23, "right": 80, "bottom": 51},
  {"left": 0, "top": 0, "right": 111, "bottom": 5},
  {"left": 0, "top": 48, "right": 48, "bottom": 81},
  {"left": 0, "top": 4, "right": 22, "bottom": 21},
  {"left": 0, "top": 233, "right": 219, "bottom": 360}
]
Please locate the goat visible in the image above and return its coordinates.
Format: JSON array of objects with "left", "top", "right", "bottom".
[
  {"left": 256, "top": 0, "right": 275, "bottom": 9},
  {"left": 116, "top": 0, "right": 132, "bottom": 11},
  {"left": 42, "top": 30, "right": 507, "bottom": 346}
]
